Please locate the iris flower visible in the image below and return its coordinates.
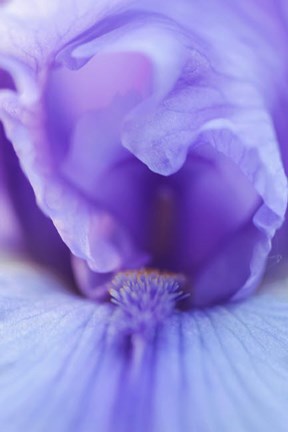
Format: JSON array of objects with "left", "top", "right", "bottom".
[{"left": 0, "top": 1, "right": 288, "bottom": 431}]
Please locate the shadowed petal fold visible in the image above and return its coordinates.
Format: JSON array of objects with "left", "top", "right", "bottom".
[
  {"left": 0, "top": 1, "right": 287, "bottom": 305},
  {"left": 0, "top": 119, "right": 72, "bottom": 278}
]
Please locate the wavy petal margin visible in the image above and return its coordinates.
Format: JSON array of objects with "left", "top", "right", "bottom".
[{"left": 0, "top": 2, "right": 287, "bottom": 300}]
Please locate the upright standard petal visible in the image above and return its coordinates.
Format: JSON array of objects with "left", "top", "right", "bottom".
[
  {"left": 1, "top": 260, "right": 288, "bottom": 432},
  {"left": 0, "top": 1, "right": 287, "bottom": 305}
]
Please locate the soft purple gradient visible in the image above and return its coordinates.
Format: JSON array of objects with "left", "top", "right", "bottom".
[
  {"left": 0, "top": 69, "right": 72, "bottom": 277},
  {"left": 0, "top": 1, "right": 287, "bottom": 307},
  {"left": 0, "top": 124, "right": 24, "bottom": 253},
  {"left": 0, "top": 2, "right": 288, "bottom": 432},
  {"left": 0, "top": 122, "right": 73, "bottom": 279},
  {"left": 0, "top": 261, "right": 288, "bottom": 432}
]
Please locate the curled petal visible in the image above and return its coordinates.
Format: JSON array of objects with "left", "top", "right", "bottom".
[
  {"left": 61, "top": 3, "right": 288, "bottom": 302},
  {"left": 0, "top": 0, "right": 133, "bottom": 66},
  {"left": 0, "top": 2, "right": 287, "bottom": 304},
  {"left": 0, "top": 51, "right": 151, "bottom": 275},
  {"left": 0, "top": 71, "right": 72, "bottom": 277}
]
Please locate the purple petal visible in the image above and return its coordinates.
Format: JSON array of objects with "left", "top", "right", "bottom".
[
  {"left": 0, "top": 123, "right": 24, "bottom": 253},
  {"left": 0, "top": 51, "right": 151, "bottom": 275},
  {"left": 113, "top": 6, "right": 287, "bottom": 303},
  {"left": 0, "top": 77, "right": 72, "bottom": 278},
  {"left": 0, "top": 0, "right": 133, "bottom": 66},
  {"left": 0, "top": 2, "right": 287, "bottom": 305},
  {"left": 153, "top": 276, "right": 288, "bottom": 432},
  {"left": 1, "top": 260, "right": 288, "bottom": 431}
]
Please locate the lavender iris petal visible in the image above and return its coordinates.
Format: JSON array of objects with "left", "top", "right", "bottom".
[
  {"left": 0, "top": 123, "right": 24, "bottom": 253},
  {"left": 1, "top": 261, "right": 288, "bottom": 431},
  {"left": 0, "top": 70, "right": 72, "bottom": 277},
  {"left": 0, "top": 1, "right": 287, "bottom": 307},
  {"left": 0, "top": 122, "right": 73, "bottom": 278},
  {"left": 1, "top": 1, "right": 288, "bottom": 431}
]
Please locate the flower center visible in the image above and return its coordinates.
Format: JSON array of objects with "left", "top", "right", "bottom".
[{"left": 109, "top": 269, "right": 187, "bottom": 336}]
